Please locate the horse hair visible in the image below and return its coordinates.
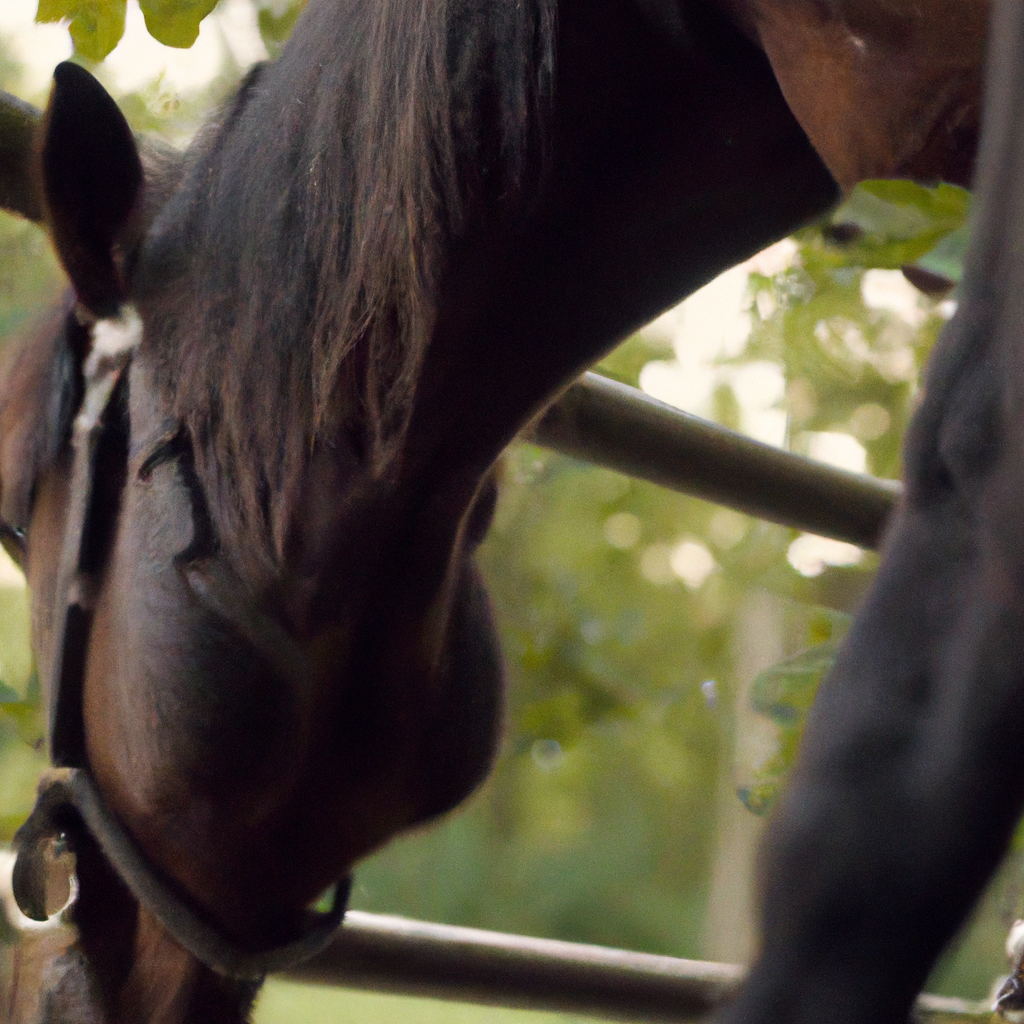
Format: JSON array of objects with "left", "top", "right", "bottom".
[{"left": 135, "top": 0, "right": 556, "bottom": 573}]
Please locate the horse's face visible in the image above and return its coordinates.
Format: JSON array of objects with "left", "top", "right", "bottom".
[
  {"left": 0, "top": 0, "right": 997, "bottom": 1013},
  {"left": 0, "top": 62, "right": 505, "bottom": 985},
  {"left": 719, "top": 0, "right": 988, "bottom": 190}
]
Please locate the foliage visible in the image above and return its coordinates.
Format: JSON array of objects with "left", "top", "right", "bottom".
[
  {"left": 138, "top": 0, "right": 219, "bottom": 48},
  {"left": 728, "top": 178, "right": 968, "bottom": 819},
  {"left": 256, "top": 0, "right": 306, "bottom": 58},
  {"left": 35, "top": 0, "right": 214, "bottom": 55},
  {"left": 737, "top": 639, "right": 839, "bottom": 815},
  {"left": 918, "top": 223, "right": 971, "bottom": 284},
  {"left": 831, "top": 180, "right": 970, "bottom": 273},
  {"left": 34, "top": 0, "right": 308, "bottom": 60},
  {"left": 36, "top": 0, "right": 126, "bottom": 61}
]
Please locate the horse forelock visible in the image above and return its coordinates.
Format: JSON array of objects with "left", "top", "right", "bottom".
[{"left": 138, "top": 0, "right": 556, "bottom": 579}]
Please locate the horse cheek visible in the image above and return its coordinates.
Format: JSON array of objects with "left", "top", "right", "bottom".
[
  {"left": 83, "top": 456, "right": 302, "bottom": 846},
  {"left": 415, "top": 562, "right": 504, "bottom": 822}
]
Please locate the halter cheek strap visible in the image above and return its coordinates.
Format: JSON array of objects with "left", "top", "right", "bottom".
[
  {"left": 14, "top": 769, "right": 350, "bottom": 981},
  {"left": 11, "top": 309, "right": 350, "bottom": 980}
]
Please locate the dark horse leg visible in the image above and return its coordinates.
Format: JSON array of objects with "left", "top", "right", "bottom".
[{"left": 721, "top": 1, "right": 1024, "bottom": 1020}]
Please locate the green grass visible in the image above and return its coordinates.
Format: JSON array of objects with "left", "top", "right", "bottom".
[{"left": 254, "top": 981, "right": 627, "bottom": 1024}]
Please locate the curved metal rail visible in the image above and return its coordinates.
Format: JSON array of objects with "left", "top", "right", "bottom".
[
  {"left": 0, "top": 90, "right": 41, "bottom": 222},
  {"left": 533, "top": 373, "right": 901, "bottom": 551},
  {"left": 283, "top": 911, "right": 987, "bottom": 1022}
]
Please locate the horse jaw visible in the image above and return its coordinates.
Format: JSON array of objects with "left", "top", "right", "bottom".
[
  {"left": 108, "top": 908, "right": 258, "bottom": 1024},
  {"left": 719, "top": 0, "right": 987, "bottom": 190}
]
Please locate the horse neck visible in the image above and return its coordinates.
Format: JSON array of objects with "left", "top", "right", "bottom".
[
  {"left": 104, "top": 911, "right": 254, "bottom": 1024},
  {"left": 51, "top": 838, "right": 257, "bottom": 1024}
]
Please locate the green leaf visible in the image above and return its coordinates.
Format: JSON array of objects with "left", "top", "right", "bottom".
[
  {"left": 35, "top": 0, "right": 72, "bottom": 21},
  {"left": 257, "top": 1, "right": 305, "bottom": 56},
  {"left": 916, "top": 222, "right": 971, "bottom": 284},
  {"left": 828, "top": 180, "right": 971, "bottom": 271},
  {"left": 749, "top": 639, "right": 838, "bottom": 726},
  {"left": 36, "top": 0, "right": 127, "bottom": 60},
  {"left": 0, "top": 700, "right": 45, "bottom": 749},
  {"left": 138, "top": 0, "right": 218, "bottom": 48},
  {"left": 738, "top": 640, "right": 840, "bottom": 816},
  {"left": 843, "top": 180, "right": 969, "bottom": 240},
  {"left": 0, "top": 669, "right": 44, "bottom": 748}
]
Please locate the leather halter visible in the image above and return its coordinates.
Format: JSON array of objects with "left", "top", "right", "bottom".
[{"left": 11, "top": 310, "right": 349, "bottom": 980}]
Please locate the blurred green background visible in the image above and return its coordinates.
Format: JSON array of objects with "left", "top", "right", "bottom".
[{"left": 0, "top": 3, "right": 1017, "bottom": 1021}]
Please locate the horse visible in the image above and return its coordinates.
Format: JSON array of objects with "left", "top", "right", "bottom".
[{"left": 0, "top": 0, "right": 993, "bottom": 1019}]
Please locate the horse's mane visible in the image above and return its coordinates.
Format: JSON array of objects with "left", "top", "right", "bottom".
[{"left": 139, "top": 0, "right": 556, "bottom": 572}]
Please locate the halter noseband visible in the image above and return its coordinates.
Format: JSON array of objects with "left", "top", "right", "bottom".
[{"left": 11, "top": 310, "right": 348, "bottom": 980}]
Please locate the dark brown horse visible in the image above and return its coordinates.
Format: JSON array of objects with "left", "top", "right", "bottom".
[{"left": 0, "top": 0, "right": 994, "bottom": 1019}]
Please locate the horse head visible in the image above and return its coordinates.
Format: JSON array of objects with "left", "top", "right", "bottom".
[
  {"left": 721, "top": 0, "right": 987, "bottom": 190},
  {"left": 0, "top": 0, "right": 995, "bottom": 1019},
  {"left": 0, "top": 60, "right": 505, "bottom": 1022}
]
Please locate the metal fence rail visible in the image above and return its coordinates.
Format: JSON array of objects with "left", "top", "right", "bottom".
[
  {"left": 282, "top": 912, "right": 988, "bottom": 1022},
  {"left": 533, "top": 373, "right": 901, "bottom": 551},
  {"left": 0, "top": 90, "right": 40, "bottom": 222}
]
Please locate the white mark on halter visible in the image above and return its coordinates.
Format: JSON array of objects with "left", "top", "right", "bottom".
[
  {"left": 849, "top": 33, "right": 867, "bottom": 53},
  {"left": 86, "top": 304, "right": 143, "bottom": 378}
]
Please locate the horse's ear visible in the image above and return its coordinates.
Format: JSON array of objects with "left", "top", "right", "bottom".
[{"left": 41, "top": 62, "right": 143, "bottom": 320}]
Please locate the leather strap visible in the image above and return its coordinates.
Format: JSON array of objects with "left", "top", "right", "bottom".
[
  {"left": 14, "top": 769, "right": 349, "bottom": 980},
  {"left": 12, "top": 311, "right": 350, "bottom": 979}
]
